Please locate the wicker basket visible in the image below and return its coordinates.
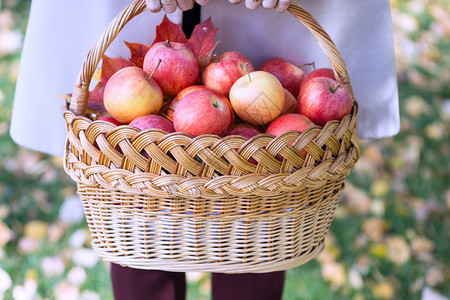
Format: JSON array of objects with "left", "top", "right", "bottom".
[{"left": 63, "top": 0, "right": 360, "bottom": 273}]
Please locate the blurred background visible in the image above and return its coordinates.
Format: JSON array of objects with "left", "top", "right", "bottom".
[{"left": 0, "top": 0, "right": 448, "bottom": 299}]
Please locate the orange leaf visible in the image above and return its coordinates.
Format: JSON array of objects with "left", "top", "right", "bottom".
[
  {"left": 152, "top": 15, "right": 187, "bottom": 46},
  {"left": 100, "top": 55, "right": 134, "bottom": 85},
  {"left": 186, "top": 18, "right": 218, "bottom": 69},
  {"left": 125, "top": 41, "right": 150, "bottom": 68}
]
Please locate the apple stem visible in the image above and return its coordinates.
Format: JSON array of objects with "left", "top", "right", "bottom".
[
  {"left": 245, "top": 63, "right": 251, "bottom": 82},
  {"left": 298, "top": 62, "right": 316, "bottom": 70},
  {"left": 166, "top": 40, "right": 172, "bottom": 48},
  {"left": 148, "top": 58, "right": 162, "bottom": 81},
  {"left": 330, "top": 84, "right": 341, "bottom": 93}
]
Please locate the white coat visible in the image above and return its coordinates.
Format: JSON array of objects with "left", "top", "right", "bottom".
[{"left": 10, "top": 0, "right": 400, "bottom": 157}]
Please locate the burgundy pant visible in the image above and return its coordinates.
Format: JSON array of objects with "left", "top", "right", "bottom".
[{"left": 111, "top": 264, "right": 285, "bottom": 300}]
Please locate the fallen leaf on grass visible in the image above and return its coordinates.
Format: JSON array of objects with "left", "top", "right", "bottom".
[
  {"left": 363, "top": 218, "right": 386, "bottom": 242},
  {"left": 341, "top": 183, "right": 372, "bottom": 215},
  {"left": 370, "top": 178, "right": 391, "bottom": 198},
  {"left": 370, "top": 281, "right": 395, "bottom": 300},
  {"left": 72, "top": 249, "right": 99, "bottom": 268},
  {"left": 67, "top": 267, "right": 87, "bottom": 286},
  {"left": 369, "top": 243, "right": 388, "bottom": 259},
  {"left": 405, "top": 95, "right": 430, "bottom": 117},
  {"left": 425, "top": 267, "right": 445, "bottom": 287},
  {"left": 321, "top": 261, "right": 346, "bottom": 289},
  {"left": 54, "top": 281, "right": 80, "bottom": 300},
  {"left": 0, "top": 221, "right": 12, "bottom": 247},
  {"left": 386, "top": 235, "right": 411, "bottom": 266},
  {"left": 12, "top": 278, "right": 37, "bottom": 300},
  {"left": 348, "top": 267, "right": 364, "bottom": 290},
  {"left": 24, "top": 220, "right": 48, "bottom": 240},
  {"left": 18, "top": 237, "right": 39, "bottom": 254},
  {"left": 0, "top": 267, "right": 12, "bottom": 294},
  {"left": 48, "top": 222, "right": 66, "bottom": 243},
  {"left": 411, "top": 236, "right": 435, "bottom": 262},
  {"left": 0, "top": 204, "right": 9, "bottom": 220},
  {"left": 41, "top": 256, "right": 65, "bottom": 277}
]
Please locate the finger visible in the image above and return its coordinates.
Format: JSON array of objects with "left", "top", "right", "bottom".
[
  {"left": 275, "top": 0, "right": 290, "bottom": 13},
  {"left": 146, "top": 0, "right": 162, "bottom": 13},
  {"left": 195, "top": 0, "right": 210, "bottom": 6},
  {"left": 245, "top": 0, "right": 261, "bottom": 10},
  {"left": 227, "top": 0, "right": 243, "bottom": 5},
  {"left": 261, "top": 0, "right": 277, "bottom": 9},
  {"left": 177, "top": 0, "right": 195, "bottom": 11},
  {"left": 161, "top": 0, "right": 178, "bottom": 13}
]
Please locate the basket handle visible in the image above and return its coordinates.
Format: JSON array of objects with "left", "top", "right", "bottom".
[{"left": 70, "top": 0, "right": 354, "bottom": 116}]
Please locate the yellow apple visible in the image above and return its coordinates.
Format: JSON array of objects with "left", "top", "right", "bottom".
[
  {"left": 229, "top": 70, "right": 284, "bottom": 125},
  {"left": 104, "top": 66, "right": 163, "bottom": 124}
]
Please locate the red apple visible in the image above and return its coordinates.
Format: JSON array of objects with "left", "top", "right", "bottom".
[
  {"left": 229, "top": 71, "right": 284, "bottom": 125},
  {"left": 143, "top": 41, "right": 199, "bottom": 96},
  {"left": 300, "top": 68, "right": 335, "bottom": 91},
  {"left": 259, "top": 57, "right": 305, "bottom": 98},
  {"left": 228, "top": 123, "right": 261, "bottom": 139},
  {"left": 173, "top": 90, "right": 232, "bottom": 137},
  {"left": 280, "top": 89, "right": 298, "bottom": 115},
  {"left": 104, "top": 66, "right": 163, "bottom": 124},
  {"left": 165, "top": 85, "right": 235, "bottom": 128},
  {"left": 298, "top": 77, "right": 353, "bottom": 126},
  {"left": 266, "top": 113, "right": 315, "bottom": 137},
  {"left": 129, "top": 114, "right": 175, "bottom": 133},
  {"left": 201, "top": 51, "right": 255, "bottom": 97},
  {"left": 97, "top": 116, "right": 122, "bottom": 126}
]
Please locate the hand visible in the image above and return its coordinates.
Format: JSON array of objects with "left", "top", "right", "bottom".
[
  {"left": 146, "top": 0, "right": 210, "bottom": 14},
  {"left": 228, "top": 0, "right": 291, "bottom": 13}
]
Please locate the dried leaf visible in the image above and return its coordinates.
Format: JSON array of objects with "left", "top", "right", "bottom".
[
  {"left": 100, "top": 55, "right": 134, "bottom": 85},
  {"left": 363, "top": 218, "right": 386, "bottom": 242},
  {"left": 348, "top": 268, "right": 364, "bottom": 290},
  {"left": 321, "top": 261, "right": 346, "bottom": 288},
  {"left": 342, "top": 183, "right": 372, "bottom": 215},
  {"left": 67, "top": 267, "right": 87, "bottom": 286},
  {"left": 152, "top": 15, "right": 187, "bottom": 46},
  {"left": 386, "top": 235, "right": 411, "bottom": 266},
  {"left": 411, "top": 236, "right": 435, "bottom": 262},
  {"left": 0, "top": 267, "right": 12, "bottom": 294},
  {"left": 24, "top": 220, "right": 48, "bottom": 240},
  {"left": 425, "top": 267, "right": 444, "bottom": 287},
  {"left": 54, "top": 281, "right": 79, "bottom": 300},
  {"left": 370, "top": 178, "right": 391, "bottom": 198},
  {"left": 12, "top": 278, "right": 37, "bottom": 300},
  {"left": 18, "top": 237, "right": 39, "bottom": 254},
  {"left": 72, "top": 249, "right": 99, "bottom": 268},
  {"left": 371, "top": 281, "right": 395, "bottom": 300},
  {"left": 369, "top": 243, "right": 388, "bottom": 259},
  {"left": 185, "top": 18, "right": 219, "bottom": 69},
  {"left": 41, "top": 256, "right": 65, "bottom": 277},
  {"left": 125, "top": 41, "right": 150, "bottom": 68},
  {"left": 0, "top": 221, "right": 12, "bottom": 247}
]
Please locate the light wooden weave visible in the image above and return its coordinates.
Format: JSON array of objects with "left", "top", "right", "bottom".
[{"left": 63, "top": 0, "right": 360, "bottom": 273}]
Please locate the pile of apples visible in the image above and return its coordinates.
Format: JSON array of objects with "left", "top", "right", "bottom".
[{"left": 101, "top": 40, "right": 353, "bottom": 144}]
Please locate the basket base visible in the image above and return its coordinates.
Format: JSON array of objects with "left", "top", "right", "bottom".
[{"left": 94, "top": 240, "right": 324, "bottom": 274}]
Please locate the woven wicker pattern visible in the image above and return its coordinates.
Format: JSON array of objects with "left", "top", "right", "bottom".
[{"left": 63, "top": 0, "right": 360, "bottom": 273}]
